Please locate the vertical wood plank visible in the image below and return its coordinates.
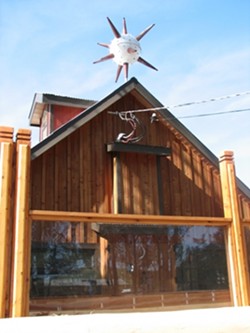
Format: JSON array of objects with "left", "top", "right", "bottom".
[
  {"left": 213, "top": 170, "right": 224, "bottom": 216},
  {"left": 150, "top": 155, "right": 159, "bottom": 215},
  {"left": 120, "top": 153, "right": 129, "bottom": 213},
  {"left": 202, "top": 161, "right": 212, "bottom": 216},
  {"left": 156, "top": 156, "right": 164, "bottom": 215},
  {"left": 199, "top": 158, "right": 206, "bottom": 216},
  {"left": 44, "top": 148, "right": 55, "bottom": 211},
  {"left": 219, "top": 150, "right": 249, "bottom": 306},
  {"left": 140, "top": 154, "right": 147, "bottom": 214},
  {"left": 241, "top": 198, "right": 250, "bottom": 219},
  {"left": 66, "top": 137, "right": 72, "bottom": 212},
  {"left": 11, "top": 129, "right": 31, "bottom": 317},
  {"left": 162, "top": 156, "right": 172, "bottom": 215},
  {"left": 70, "top": 131, "right": 80, "bottom": 212},
  {"left": 132, "top": 154, "right": 142, "bottom": 214},
  {"left": 171, "top": 140, "right": 182, "bottom": 215},
  {"left": 56, "top": 139, "right": 67, "bottom": 212},
  {"left": 104, "top": 144, "right": 113, "bottom": 214},
  {"left": 113, "top": 153, "right": 122, "bottom": 214},
  {"left": 79, "top": 127, "right": 85, "bottom": 242},
  {"left": 0, "top": 127, "right": 14, "bottom": 318},
  {"left": 30, "top": 157, "right": 42, "bottom": 210},
  {"left": 192, "top": 151, "right": 203, "bottom": 216},
  {"left": 180, "top": 146, "right": 192, "bottom": 216},
  {"left": 209, "top": 168, "right": 216, "bottom": 216}
]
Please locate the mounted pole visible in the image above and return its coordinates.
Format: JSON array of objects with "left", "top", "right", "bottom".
[
  {"left": 10, "top": 129, "right": 31, "bottom": 317},
  {"left": 219, "top": 150, "right": 249, "bottom": 306},
  {"left": 0, "top": 127, "right": 14, "bottom": 318}
]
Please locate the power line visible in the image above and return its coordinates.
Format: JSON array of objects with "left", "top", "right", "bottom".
[
  {"left": 178, "top": 108, "right": 250, "bottom": 119},
  {"left": 109, "top": 106, "right": 250, "bottom": 119},
  {"left": 108, "top": 90, "right": 250, "bottom": 115},
  {"left": 168, "top": 91, "right": 250, "bottom": 109}
]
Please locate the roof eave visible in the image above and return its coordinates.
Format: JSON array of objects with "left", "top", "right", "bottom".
[
  {"left": 28, "top": 93, "right": 45, "bottom": 126},
  {"left": 31, "top": 78, "right": 139, "bottom": 159},
  {"left": 28, "top": 93, "right": 97, "bottom": 126}
]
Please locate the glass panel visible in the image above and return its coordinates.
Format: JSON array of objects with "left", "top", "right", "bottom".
[
  {"left": 244, "top": 225, "right": 250, "bottom": 289},
  {"left": 31, "top": 222, "right": 228, "bottom": 300},
  {"left": 31, "top": 221, "right": 101, "bottom": 297},
  {"left": 174, "top": 226, "right": 228, "bottom": 290}
]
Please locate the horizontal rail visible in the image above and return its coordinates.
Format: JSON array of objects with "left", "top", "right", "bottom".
[
  {"left": 29, "top": 210, "right": 232, "bottom": 226},
  {"left": 29, "top": 290, "right": 231, "bottom": 314}
]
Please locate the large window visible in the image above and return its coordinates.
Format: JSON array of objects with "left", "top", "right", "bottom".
[
  {"left": 31, "top": 222, "right": 228, "bottom": 299},
  {"left": 244, "top": 225, "right": 250, "bottom": 294}
]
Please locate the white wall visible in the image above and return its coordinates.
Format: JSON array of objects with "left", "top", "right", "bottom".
[{"left": 0, "top": 307, "right": 250, "bottom": 333}]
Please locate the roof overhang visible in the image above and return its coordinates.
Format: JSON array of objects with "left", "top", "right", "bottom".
[
  {"left": 31, "top": 78, "right": 140, "bottom": 159},
  {"left": 29, "top": 93, "right": 96, "bottom": 126}
]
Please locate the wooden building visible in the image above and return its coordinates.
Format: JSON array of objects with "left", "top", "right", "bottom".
[{"left": 0, "top": 77, "right": 250, "bottom": 317}]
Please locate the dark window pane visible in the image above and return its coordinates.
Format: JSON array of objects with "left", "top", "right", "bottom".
[
  {"left": 31, "top": 222, "right": 228, "bottom": 300},
  {"left": 244, "top": 226, "right": 250, "bottom": 289}
]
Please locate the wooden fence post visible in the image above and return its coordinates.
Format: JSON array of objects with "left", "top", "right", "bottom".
[
  {"left": 10, "top": 129, "right": 31, "bottom": 317},
  {"left": 219, "top": 150, "right": 249, "bottom": 306},
  {"left": 0, "top": 127, "right": 14, "bottom": 318}
]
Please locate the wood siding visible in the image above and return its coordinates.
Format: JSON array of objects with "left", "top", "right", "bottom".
[
  {"left": 30, "top": 92, "right": 250, "bottom": 230},
  {"left": 52, "top": 105, "right": 84, "bottom": 132}
]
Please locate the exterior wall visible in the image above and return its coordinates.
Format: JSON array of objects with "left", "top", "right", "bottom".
[
  {"left": 39, "top": 105, "right": 85, "bottom": 141},
  {"left": 239, "top": 191, "right": 250, "bottom": 219},
  {"left": 1, "top": 107, "right": 250, "bottom": 316},
  {"left": 2, "top": 307, "right": 250, "bottom": 333},
  {"left": 244, "top": 226, "right": 250, "bottom": 296},
  {"left": 30, "top": 93, "right": 226, "bottom": 218},
  {"left": 52, "top": 105, "right": 85, "bottom": 131}
]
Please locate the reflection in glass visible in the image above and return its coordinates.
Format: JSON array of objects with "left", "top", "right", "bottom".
[
  {"left": 30, "top": 222, "right": 228, "bottom": 298},
  {"left": 244, "top": 226, "right": 250, "bottom": 288}
]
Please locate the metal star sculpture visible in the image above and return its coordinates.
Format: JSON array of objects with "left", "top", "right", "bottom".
[{"left": 93, "top": 17, "right": 158, "bottom": 82}]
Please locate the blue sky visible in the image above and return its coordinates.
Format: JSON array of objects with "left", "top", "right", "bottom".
[{"left": 0, "top": 0, "right": 250, "bottom": 185}]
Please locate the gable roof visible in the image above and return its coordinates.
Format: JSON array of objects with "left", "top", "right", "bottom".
[
  {"left": 29, "top": 93, "right": 96, "bottom": 126},
  {"left": 30, "top": 77, "right": 250, "bottom": 198}
]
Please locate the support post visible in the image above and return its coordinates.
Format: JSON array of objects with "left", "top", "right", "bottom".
[
  {"left": 113, "top": 153, "right": 122, "bottom": 214},
  {"left": 219, "top": 150, "right": 249, "bottom": 306},
  {"left": 0, "top": 127, "right": 14, "bottom": 318},
  {"left": 10, "top": 129, "right": 31, "bottom": 317}
]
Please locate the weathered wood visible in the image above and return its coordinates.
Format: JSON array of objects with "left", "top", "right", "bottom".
[
  {"left": 219, "top": 150, "right": 250, "bottom": 306},
  {"left": 10, "top": 129, "right": 31, "bottom": 317},
  {"left": 0, "top": 127, "right": 14, "bottom": 318}
]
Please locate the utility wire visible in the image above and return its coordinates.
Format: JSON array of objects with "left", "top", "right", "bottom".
[
  {"left": 109, "top": 107, "right": 250, "bottom": 120},
  {"left": 178, "top": 108, "right": 250, "bottom": 119},
  {"left": 108, "top": 90, "right": 250, "bottom": 116},
  {"left": 168, "top": 91, "right": 250, "bottom": 109}
]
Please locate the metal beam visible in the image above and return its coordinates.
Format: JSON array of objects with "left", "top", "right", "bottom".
[{"left": 107, "top": 143, "right": 171, "bottom": 156}]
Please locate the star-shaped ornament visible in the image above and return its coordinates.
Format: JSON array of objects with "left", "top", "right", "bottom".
[{"left": 93, "top": 17, "right": 158, "bottom": 82}]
